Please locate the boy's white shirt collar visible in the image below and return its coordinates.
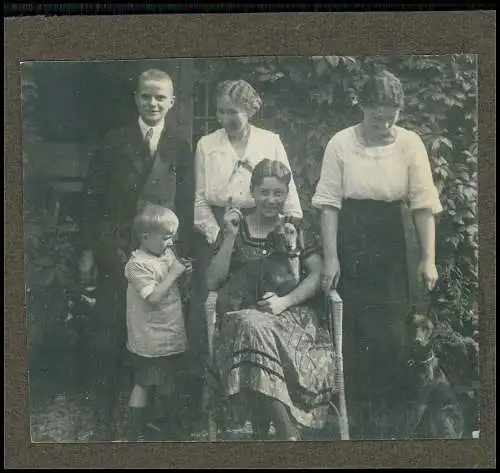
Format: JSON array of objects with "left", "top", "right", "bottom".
[{"left": 138, "top": 116, "right": 165, "bottom": 138}]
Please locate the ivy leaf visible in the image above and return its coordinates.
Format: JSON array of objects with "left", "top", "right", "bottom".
[
  {"left": 341, "top": 56, "right": 357, "bottom": 65},
  {"left": 39, "top": 271, "right": 56, "bottom": 288},
  {"left": 441, "top": 137, "right": 454, "bottom": 150},
  {"left": 431, "top": 138, "right": 441, "bottom": 152},
  {"left": 289, "top": 67, "right": 303, "bottom": 83},
  {"left": 256, "top": 66, "right": 270, "bottom": 74},
  {"left": 315, "top": 58, "right": 330, "bottom": 77},
  {"left": 435, "top": 167, "right": 449, "bottom": 179},
  {"left": 325, "top": 56, "right": 340, "bottom": 69},
  {"left": 466, "top": 224, "right": 478, "bottom": 236},
  {"left": 462, "top": 187, "right": 477, "bottom": 202},
  {"left": 272, "top": 72, "right": 285, "bottom": 82},
  {"left": 461, "top": 210, "right": 476, "bottom": 221}
]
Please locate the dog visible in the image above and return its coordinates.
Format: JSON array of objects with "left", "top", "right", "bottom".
[
  {"left": 215, "top": 220, "right": 303, "bottom": 319},
  {"left": 394, "top": 305, "right": 465, "bottom": 439}
]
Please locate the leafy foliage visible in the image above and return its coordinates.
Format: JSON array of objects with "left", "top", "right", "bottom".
[{"left": 24, "top": 225, "right": 82, "bottom": 354}]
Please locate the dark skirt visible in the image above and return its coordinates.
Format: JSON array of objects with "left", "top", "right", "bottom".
[{"left": 337, "top": 199, "right": 410, "bottom": 403}]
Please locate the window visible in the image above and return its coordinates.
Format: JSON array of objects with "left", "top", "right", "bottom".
[{"left": 192, "top": 77, "right": 219, "bottom": 148}]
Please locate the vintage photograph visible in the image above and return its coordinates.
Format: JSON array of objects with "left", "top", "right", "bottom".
[{"left": 22, "top": 55, "right": 479, "bottom": 443}]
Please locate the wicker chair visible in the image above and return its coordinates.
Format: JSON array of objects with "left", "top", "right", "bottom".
[{"left": 203, "top": 289, "right": 350, "bottom": 441}]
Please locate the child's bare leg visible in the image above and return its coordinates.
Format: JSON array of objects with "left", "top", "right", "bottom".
[
  {"left": 129, "top": 384, "right": 149, "bottom": 408},
  {"left": 127, "top": 384, "right": 150, "bottom": 441}
]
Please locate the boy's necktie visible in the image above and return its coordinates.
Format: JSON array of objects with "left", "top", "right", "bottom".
[{"left": 145, "top": 127, "right": 154, "bottom": 158}]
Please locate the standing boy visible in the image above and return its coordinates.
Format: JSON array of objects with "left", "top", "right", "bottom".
[{"left": 79, "top": 69, "right": 195, "bottom": 440}]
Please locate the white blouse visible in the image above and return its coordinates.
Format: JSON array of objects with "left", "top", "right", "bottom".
[
  {"left": 311, "top": 125, "right": 443, "bottom": 214},
  {"left": 194, "top": 125, "right": 303, "bottom": 244}
]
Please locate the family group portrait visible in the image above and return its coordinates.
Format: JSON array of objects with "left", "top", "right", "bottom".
[{"left": 22, "top": 54, "right": 480, "bottom": 443}]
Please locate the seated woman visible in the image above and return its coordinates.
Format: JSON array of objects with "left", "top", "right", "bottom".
[{"left": 206, "top": 159, "right": 337, "bottom": 441}]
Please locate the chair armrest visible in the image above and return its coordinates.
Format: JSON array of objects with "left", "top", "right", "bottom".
[
  {"left": 328, "top": 289, "right": 344, "bottom": 359},
  {"left": 204, "top": 291, "right": 218, "bottom": 358},
  {"left": 203, "top": 291, "right": 219, "bottom": 441},
  {"left": 328, "top": 290, "right": 344, "bottom": 390},
  {"left": 327, "top": 289, "right": 350, "bottom": 440}
]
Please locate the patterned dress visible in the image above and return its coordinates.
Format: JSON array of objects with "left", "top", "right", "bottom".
[{"left": 209, "top": 218, "right": 337, "bottom": 429}]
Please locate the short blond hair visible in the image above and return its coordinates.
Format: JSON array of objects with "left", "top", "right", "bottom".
[
  {"left": 137, "top": 69, "right": 174, "bottom": 91},
  {"left": 133, "top": 204, "right": 179, "bottom": 241}
]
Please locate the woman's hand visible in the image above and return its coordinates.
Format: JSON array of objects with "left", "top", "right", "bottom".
[
  {"left": 321, "top": 257, "right": 341, "bottom": 293},
  {"left": 206, "top": 199, "right": 241, "bottom": 292},
  {"left": 223, "top": 197, "right": 243, "bottom": 238},
  {"left": 178, "top": 257, "right": 193, "bottom": 275},
  {"left": 418, "top": 258, "right": 438, "bottom": 291},
  {"left": 257, "top": 292, "right": 290, "bottom": 316}
]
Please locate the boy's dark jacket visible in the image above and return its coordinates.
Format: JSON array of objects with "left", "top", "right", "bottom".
[{"left": 79, "top": 121, "right": 195, "bottom": 275}]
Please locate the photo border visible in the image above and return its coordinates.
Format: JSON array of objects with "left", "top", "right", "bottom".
[{"left": 5, "top": 10, "right": 496, "bottom": 469}]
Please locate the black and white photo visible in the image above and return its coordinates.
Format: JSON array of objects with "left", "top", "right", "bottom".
[{"left": 22, "top": 55, "right": 479, "bottom": 443}]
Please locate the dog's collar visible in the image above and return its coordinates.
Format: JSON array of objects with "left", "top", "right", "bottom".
[{"left": 407, "top": 351, "right": 436, "bottom": 368}]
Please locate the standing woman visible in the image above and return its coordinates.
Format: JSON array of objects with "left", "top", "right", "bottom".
[
  {"left": 194, "top": 79, "right": 303, "bottom": 244},
  {"left": 311, "top": 69, "right": 443, "bottom": 438},
  {"left": 186, "top": 80, "right": 303, "bottom": 427}
]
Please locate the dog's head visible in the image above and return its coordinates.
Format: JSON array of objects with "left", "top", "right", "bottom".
[
  {"left": 258, "top": 220, "right": 303, "bottom": 298},
  {"left": 266, "top": 220, "right": 303, "bottom": 257},
  {"left": 405, "top": 305, "right": 438, "bottom": 363}
]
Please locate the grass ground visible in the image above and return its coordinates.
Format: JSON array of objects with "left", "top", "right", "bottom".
[
  {"left": 28, "top": 338, "right": 478, "bottom": 443},
  {"left": 27, "top": 381, "right": 406, "bottom": 443},
  {"left": 29, "top": 391, "right": 339, "bottom": 443}
]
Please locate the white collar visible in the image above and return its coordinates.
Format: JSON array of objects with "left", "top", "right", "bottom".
[
  {"left": 221, "top": 124, "right": 255, "bottom": 161},
  {"left": 138, "top": 116, "right": 165, "bottom": 137},
  {"left": 221, "top": 124, "right": 254, "bottom": 141}
]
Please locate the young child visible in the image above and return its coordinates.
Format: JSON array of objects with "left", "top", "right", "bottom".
[{"left": 124, "top": 204, "right": 192, "bottom": 441}]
